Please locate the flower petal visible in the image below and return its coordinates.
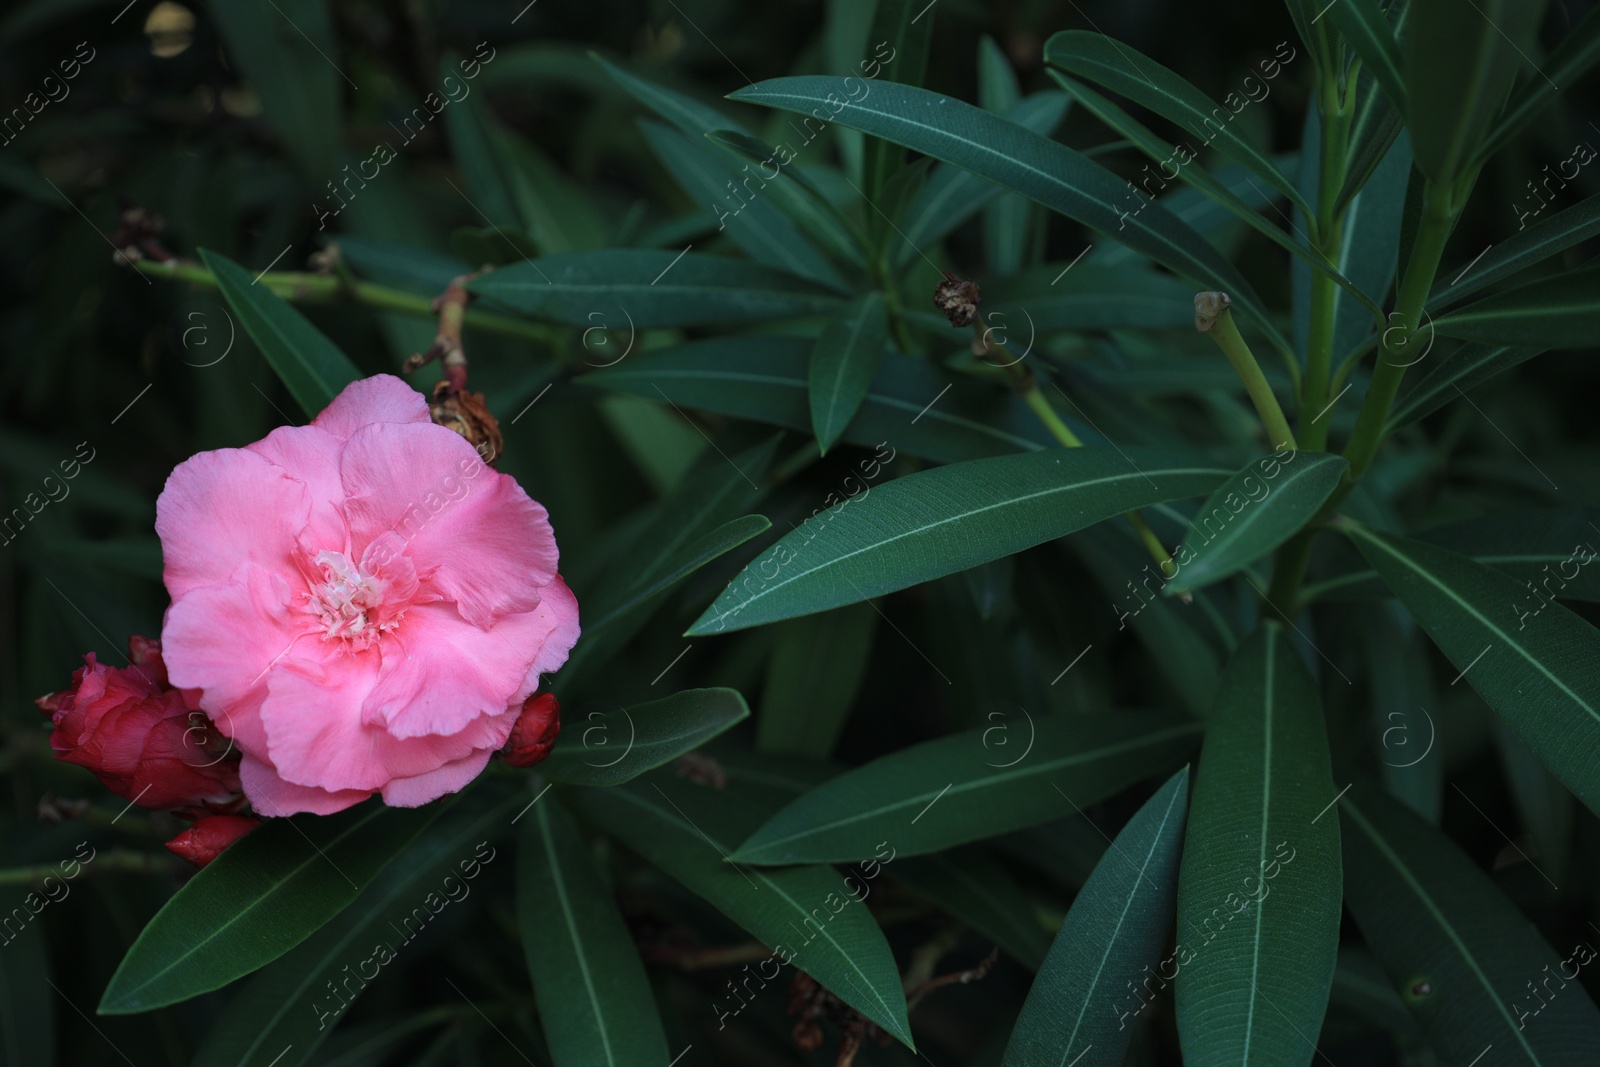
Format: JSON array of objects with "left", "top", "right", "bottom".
[
  {"left": 312, "top": 374, "right": 431, "bottom": 438},
  {"left": 239, "top": 754, "right": 370, "bottom": 816},
  {"left": 260, "top": 661, "right": 511, "bottom": 792},
  {"left": 157, "top": 448, "right": 314, "bottom": 600},
  {"left": 379, "top": 749, "right": 494, "bottom": 807},
  {"left": 163, "top": 563, "right": 314, "bottom": 713},
  {"left": 339, "top": 422, "right": 558, "bottom": 628},
  {"left": 245, "top": 424, "right": 348, "bottom": 555}
]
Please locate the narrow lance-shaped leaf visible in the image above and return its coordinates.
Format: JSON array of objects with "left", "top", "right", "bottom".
[
  {"left": 1166, "top": 451, "right": 1348, "bottom": 596},
  {"left": 897, "top": 91, "right": 1071, "bottom": 267},
  {"left": 1386, "top": 342, "right": 1545, "bottom": 430},
  {"left": 638, "top": 120, "right": 848, "bottom": 290},
  {"left": 1045, "top": 31, "right": 1311, "bottom": 216},
  {"left": 1431, "top": 263, "right": 1600, "bottom": 349},
  {"left": 730, "top": 712, "right": 1200, "bottom": 864},
  {"left": 704, "top": 128, "right": 865, "bottom": 265},
  {"left": 571, "top": 774, "right": 914, "bottom": 1047},
  {"left": 1476, "top": 4, "right": 1600, "bottom": 167},
  {"left": 1326, "top": 0, "right": 1408, "bottom": 113},
  {"left": 519, "top": 795, "right": 671, "bottom": 1067},
  {"left": 893, "top": 846, "right": 1052, "bottom": 971},
  {"left": 1307, "top": 509, "right": 1600, "bottom": 604},
  {"left": 189, "top": 789, "right": 522, "bottom": 1067},
  {"left": 581, "top": 514, "right": 772, "bottom": 633},
  {"left": 757, "top": 604, "right": 876, "bottom": 759},
  {"left": 1405, "top": 0, "right": 1547, "bottom": 186},
  {"left": 726, "top": 77, "right": 1283, "bottom": 347},
  {"left": 1343, "top": 523, "right": 1600, "bottom": 821},
  {"left": 539, "top": 688, "right": 751, "bottom": 787},
  {"left": 1047, "top": 73, "right": 1380, "bottom": 326},
  {"left": 861, "top": 0, "right": 933, "bottom": 202},
  {"left": 1175, "top": 625, "right": 1341, "bottom": 1067},
  {"left": 583, "top": 339, "right": 1054, "bottom": 464},
  {"left": 100, "top": 803, "right": 437, "bottom": 1014},
  {"left": 809, "top": 292, "right": 887, "bottom": 454},
  {"left": 688, "top": 446, "right": 1233, "bottom": 635},
  {"left": 1341, "top": 782, "right": 1600, "bottom": 1064},
  {"left": 200, "top": 249, "right": 363, "bottom": 418},
  {"left": 208, "top": 0, "right": 341, "bottom": 177},
  {"left": 978, "top": 35, "right": 1032, "bottom": 277},
  {"left": 469, "top": 250, "right": 843, "bottom": 327},
  {"left": 1428, "top": 191, "right": 1600, "bottom": 311},
  {"left": 1003, "top": 766, "right": 1190, "bottom": 1067}
]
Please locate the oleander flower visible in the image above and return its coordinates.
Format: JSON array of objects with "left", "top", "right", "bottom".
[
  {"left": 36, "top": 635, "right": 240, "bottom": 815},
  {"left": 156, "top": 375, "right": 579, "bottom": 816}
]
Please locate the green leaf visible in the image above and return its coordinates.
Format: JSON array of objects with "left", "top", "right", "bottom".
[
  {"left": 730, "top": 711, "right": 1200, "bottom": 863},
  {"left": 582, "top": 338, "right": 1054, "bottom": 463},
  {"left": 897, "top": 92, "right": 1071, "bottom": 265},
  {"left": 688, "top": 446, "right": 1233, "bottom": 635},
  {"left": 1343, "top": 523, "right": 1600, "bottom": 821},
  {"left": 570, "top": 774, "right": 914, "bottom": 1047},
  {"left": 99, "top": 803, "right": 436, "bottom": 1014},
  {"left": 1045, "top": 31, "right": 1310, "bottom": 217},
  {"left": 983, "top": 263, "right": 1198, "bottom": 331},
  {"left": 1326, "top": 0, "right": 1408, "bottom": 113},
  {"left": 199, "top": 249, "right": 364, "bottom": 418},
  {"left": 1366, "top": 604, "right": 1444, "bottom": 825},
  {"left": 1432, "top": 262, "right": 1600, "bottom": 348},
  {"left": 757, "top": 604, "right": 876, "bottom": 759},
  {"left": 1307, "top": 509, "right": 1600, "bottom": 604},
  {"left": 1341, "top": 782, "right": 1600, "bottom": 1064},
  {"left": 809, "top": 292, "right": 887, "bottom": 454},
  {"left": 592, "top": 54, "right": 752, "bottom": 140},
  {"left": 1476, "top": 4, "right": 1600, "bottom": 167},
  {"left": 208, "top": 0, "right": 342, "bottom": 176},
  {"left": 540, "top": 688, "right": 751, "bottom": 786},
  {"left": 519, "top": 795, "right": 670, "bottom": 1066},
  {"left": 978, "top": 36, "right": 1032, "bottom": 277},
  {"left": 190, "top": 790, "right": 520, "bottom": 1067},
  {"left": 894, "top": 846, "right": 1053, "bottom": 971},
  {"left": 1386, "top": 342, "right": 1545, "bottom": 429},
  {"left": 639, "top": 121, "right": 848, "bottom": 289},
  {"left": 1428, "top": 192, "right": 1600, "bottom": 312},
  {"left": 1175, "top": 625, "right": 1341, "bottom": 1067},
  {"left": 440, "top": 66, "right": 524, "bottom": 230},
  {"left": 1003, "top": 767, "right": 1190, "bottom": 1067},
  {"left": 1331, "top": 94, "right": 1405, "bottom": 219},
  {"left": 861, "top": 0, "right": 933, "bottom": 202},
  {"left": 468, "top": 250, "right": 841, "bottom": 327},
  {"left": 1050, "top": 73, "right": 1378, "bottom": 326},
  {"left": 726, "top": 78, "right": 1280, "bottom": 344},
  {"left": 703, "top": 129, "right": 865, "bottom": 265},
  {"left": 1166, "top": 452, "right": 1348, "bottom": 595},
  {"left": 582, "top": 514, "right": 772, "bottom": 633},
  {"left": 1405, "top": 0, "right": 1547, "bottom": 186}
]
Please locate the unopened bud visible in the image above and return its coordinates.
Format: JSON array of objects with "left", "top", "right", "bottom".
[
  {"left": 502, "top": 692, "right": 561, "bottom": 768},
  {"left": 166, "top": 814, "right": 260, "bottom": 868},
  {"left": 1194, "top": 291, "right": 1232, "bottom": 333}
]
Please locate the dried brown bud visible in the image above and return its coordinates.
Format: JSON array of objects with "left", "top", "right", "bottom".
[
  {"left": 934, "top": 271, "right": 980, "bottom": 328},
  {"left": 429, "top": 380, "right": 503, "bottom": 465},
  {"left": 675, "top": 751, "right": 728, "bottom": 789},
  {"left": 1194, "top": 291, "right": 1232, "bottom": 333}
]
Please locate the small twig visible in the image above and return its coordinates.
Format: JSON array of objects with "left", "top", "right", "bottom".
[
  {"left": 403, "top": 272, "right": 479, "bottom": 396},
  {"left": 905, "top": 946, "right": 1000, "bottom": 1013}
]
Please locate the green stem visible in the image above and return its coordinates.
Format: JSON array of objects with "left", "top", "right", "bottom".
[
  {"left": 135, "top": 257, "right": 564, "bottom": 352},
  {"left": 979, "top": 317, "right": 1178, "bottom": 580},
  {"left": 0, "top": 849, "right": 171, "bottom": 886},
  {"left": 1300, "top": 82, "right": 1353, "bottom": 450},
  {"left": 1340, "top": 183, "right": 1458, "bottom": 483},
  {"left": 1198, "top": 295, "right": 1298, "bottom": 450}
]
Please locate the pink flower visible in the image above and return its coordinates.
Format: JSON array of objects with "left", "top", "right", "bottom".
[
  {"left": 37, "top": 635, "right": 241, "bottom": 815},
  {"left": 157, "top": 375, "right": 579, "bottom": 816}
]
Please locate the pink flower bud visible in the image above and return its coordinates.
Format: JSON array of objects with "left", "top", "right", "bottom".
[
  {"left": 502, "top": 693, "right": 561, "bottom": 768},
  {"left": 165, "top": 814, "right": 260, "bottom": 868}
]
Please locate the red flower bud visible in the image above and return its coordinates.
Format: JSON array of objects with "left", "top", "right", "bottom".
[
  {"left": 502, "top": 692, "right": 561, "bottom": 768},
  {"left": 37, "top": 637, "right": 241, "bottom": 816},
  {"left": 165, "top": 815, "right": 260, "bottom": 868}
]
